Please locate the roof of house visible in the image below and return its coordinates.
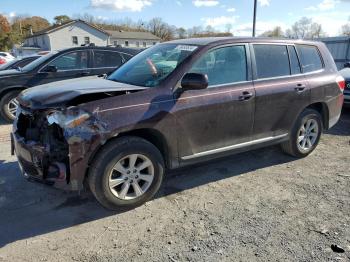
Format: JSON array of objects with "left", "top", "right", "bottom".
[
  {"left": 25, "top": 19, "right": 110, "bottom": 39},
  {"left": 106, "top": 30, "right": 160, "bottom": 41}
]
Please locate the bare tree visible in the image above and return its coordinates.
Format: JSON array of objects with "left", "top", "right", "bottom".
[
  {"left": 341, "top": 16, "right": 350, "bottom": 36},
  {"left": 147, "top": 17, "right": 175, "bottom": 41},
  {"left": 260, "top": 26, "right": 284, "bottom": 37},
  {"left": 176, "top": 27, "right": 187, "bottom": 39},
  {"left": 288, "top": 17, "right": 326, "bottom": 39}
]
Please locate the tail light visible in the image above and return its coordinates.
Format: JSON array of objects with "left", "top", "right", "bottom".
[
  {"left": 0, "top": 58, "right": 6, "bottom": 64},
  {"left": 336, "top": 75, "right": 345, "bottom": 92}
]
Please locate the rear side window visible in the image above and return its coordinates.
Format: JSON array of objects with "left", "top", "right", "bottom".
[
  {"left": 190, "top": 45, "right": 247, "bottom": 86},
  {"left": 288, "top": 46, "right": 301, "bottom": 75},
  {"left": 94, "top": 51, "right": 123, "bottom": 68},
  {"left": 296, "top": 45, "right": 323, "bottom": 73},
  {"left": 253, "top": 45, "right": 290, "bottom": 79}
]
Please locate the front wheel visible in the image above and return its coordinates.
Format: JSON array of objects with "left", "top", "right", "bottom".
[
  {"left": 0, "top": 90, "right": 21, "bottom": 122},
  {"left": 281, "top": 109, "right": 323, "bottom": 158},
  {"left": 88, "top": 136, "right": 165, "bottom": 210}
]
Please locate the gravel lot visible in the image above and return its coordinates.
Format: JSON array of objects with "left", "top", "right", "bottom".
[{"left": 0, "top": 109, "right": 349, "bottom": 262}]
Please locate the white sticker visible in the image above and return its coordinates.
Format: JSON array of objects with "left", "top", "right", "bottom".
[{"left": 175, "top": 45, "right": 198, "bottom": 52}]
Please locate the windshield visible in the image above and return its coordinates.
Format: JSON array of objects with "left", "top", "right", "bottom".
[
  {"left": 108, "top": 43, "right": 198, "bottom": 87},
  {"left": 22, "top": 51, "right": 58, "bottom": 71}
]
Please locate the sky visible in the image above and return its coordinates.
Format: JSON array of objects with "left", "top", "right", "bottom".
[{"left": 1, "top": 0, "right": 350, "bottom": 36}]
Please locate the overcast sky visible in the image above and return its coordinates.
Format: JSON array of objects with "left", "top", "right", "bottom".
[{"left": 1, "top": 0, "right": 350, "bottom": 36}]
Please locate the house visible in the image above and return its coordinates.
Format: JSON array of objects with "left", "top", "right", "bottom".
[
  {"left": 21, "top": 20, "right": 110, "bottom": 51},
  {"left": 106, "top": 30, "right": 161, "bottom": 48}
]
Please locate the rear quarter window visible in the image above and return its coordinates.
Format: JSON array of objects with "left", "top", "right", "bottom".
[
  {"left": 296, "top": 45, "right": 323, "bottom": 73},
  {"left": 253, "top": 44, "right": 290, "bottom": 79}
]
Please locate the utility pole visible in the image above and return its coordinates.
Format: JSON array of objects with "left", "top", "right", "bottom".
[{"left": 252, "top": 0, "right": 257, "bottom": 37}]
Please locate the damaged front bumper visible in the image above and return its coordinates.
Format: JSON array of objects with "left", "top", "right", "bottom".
[{"left": 11, "top": 106, "right": 108, "bottom": 191}]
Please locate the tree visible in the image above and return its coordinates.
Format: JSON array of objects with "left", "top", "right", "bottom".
[
  {"left": 0, "top": 15, "right": 12, "bottom": 51},
  {"left": 341, "top": 17, "right": 350, "bottom": 36},
  {"left": 54, "top": 15, "right": 71, "bottom": 25},
  {"left": 260, "top": 26, "right": 284, "bottom": 37},
  {"left": 147, "top": 17, "right": 175, "bottom": 41},
  {"left": 288, "top": 17, "right": 325, "bottom": 39},
  {"left": 225, "top": 24, "right": 233, "bottom": 33},
  {"left": 12, "top": 16, "right": 50, "bottom": 36},
  {"left": 176, "top": 27, "right": 187, "bottom": 39}
]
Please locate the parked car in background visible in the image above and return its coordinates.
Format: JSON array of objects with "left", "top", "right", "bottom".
[
  {"left": 0, "top": 46, "right": 140, "bottom": 122},
  {"left": 11, "top": 38, "right": 344, "bottom": 210},
  {"left": 0, "top": 52, "right": 15, "bottom": 65},
  {"left": 0, "top": 55, "right": 41, "bottom": 71},
  {"left": 339, "top": 65, "right": 350, "bottom": 106}
]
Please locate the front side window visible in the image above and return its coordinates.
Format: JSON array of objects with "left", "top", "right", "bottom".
[
  {"left": 47, "top": 51, "right": 88, "bottom": 70},
  {"left": 254, "top": 44, "right": 290, "bottom": 79},
  {"left": 108, "top": 43, "right": 198, "bottom": 87},
  {"left": 72, "top": 36, "right": 78, "bottom": 45},
  {"left": 296, "top": 45, "right": 323, "bottom": 73},
  {"left": 94, "top": 51, "right": 122, "bottom": 68},
  {"left": 189, "top": 45, "right": 247, "bottom": 86}
]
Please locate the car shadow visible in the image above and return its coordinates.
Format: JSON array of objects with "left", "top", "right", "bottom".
[{"left": 0, "top": 144, "right": 295, "bottom": 248}]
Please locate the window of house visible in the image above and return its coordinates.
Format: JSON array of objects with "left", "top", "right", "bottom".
[
  {"left": 153, "top": 42, "right": 157, "bottom": 45},
  {"left": 288, "top": 46, "right": 301, "bottom": 75},
  {"left": 84, "top": 37, "right": 90, "bottom": 45},
  {"left": 143, "top": 42, "right": 147, "bottom": 48},
  {"left": 253, "top": 44, "right": 290, "bottom": 79},
  {"left": 72, "top": 36, "right": 78, "bottom": 45},
  {"left": 47, "top": 51, "right": 88, "bottom": 70},
  {"left": 114, "top": 41, "right": 119, "bottom": 46},
  {"left": 296, "top": 45, "right": 323, "bottom": 73},
  {"left": 189, "top": 45, "right": 247, "bottom": 87},
  {"left": 125, "top": 41, "right": 129, "bottom": 47},
  {"left": 94, "top": 51, "right": 123, "bottom": 68},
  {"left": 136, "top": 41, "right": 140, "bottom": 47}
]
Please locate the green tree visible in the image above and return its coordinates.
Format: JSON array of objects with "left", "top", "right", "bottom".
[{"left": 54, "top": 15, "right": 71, "bottom": 25}]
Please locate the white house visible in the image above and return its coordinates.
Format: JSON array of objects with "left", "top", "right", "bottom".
[
  {"left": 107, "top": 30, "right": 161, "bottom": 48},
  {"left": 21, "top": 20, "right": 110, "bottom": 52},
  {"left": 13, "top": 20, "right": 161, "bottom": 57}
]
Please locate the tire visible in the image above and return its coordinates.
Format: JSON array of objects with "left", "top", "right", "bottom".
[
  {"left": 88, "top": 136, "right": 165, "bottom": 210},
  {"left": 0, "top": 90, "right": 21, "bottom": 123},
  {"left": 281, "top": 109, "right": 323, "bottom": 158}
]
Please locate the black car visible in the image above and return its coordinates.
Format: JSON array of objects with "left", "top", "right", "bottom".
[
  {"left": 0, "top": 46, "right": 140, "bottom": 122},
  {"left": 0, "top": 55, "right": 41, "bottom": 71},
  {"left": 340, "top": 66, "right": 350, "bottom": 106}
]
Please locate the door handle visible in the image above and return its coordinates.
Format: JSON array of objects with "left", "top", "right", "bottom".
[
  {"left": 238, "top": 91, "right": 253, "bottom": 101},
  {"left": 295, "top": 83, "right": 306, "bottom": 92},
  {"left": 80, "top": 71, "right": 90, "bottom": 76}
]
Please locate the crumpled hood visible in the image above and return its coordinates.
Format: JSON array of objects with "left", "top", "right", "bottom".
[{"left": 18, "top": 76, "right": 146, "bottom": 109}]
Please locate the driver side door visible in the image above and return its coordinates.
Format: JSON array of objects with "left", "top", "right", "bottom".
[{"left": 173, "top": 44, "right": 255, "bottom": 162}]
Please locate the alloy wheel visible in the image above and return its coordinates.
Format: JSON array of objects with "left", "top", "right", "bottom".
[
  {"left": 7, "top": 98, "right": 19, "bottom": 119},
  {"left": 108, "top": 154, "right": 155, "bottom": 200},
  {"left": 297, "top": 119, "right": 319, "bottom": 152}
]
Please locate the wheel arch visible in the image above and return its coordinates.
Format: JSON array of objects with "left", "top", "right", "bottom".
[
  {"left": 0, "top": 86, "right": 27, "bottom": 98},
  {"left": 304, "top": 102, "right": 329, "bottom": 129}
]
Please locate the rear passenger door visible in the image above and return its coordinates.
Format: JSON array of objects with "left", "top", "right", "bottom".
[
  {"left": 92, "top": 50, "right": 124, "bottom": 76},
  {"left": 251, "top": 44, "right": 310, "bottom": 139}
]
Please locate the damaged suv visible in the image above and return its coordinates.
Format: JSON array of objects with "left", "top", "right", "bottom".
[{"left": 12, "top": 38, "right": 344, "bottom": 210}]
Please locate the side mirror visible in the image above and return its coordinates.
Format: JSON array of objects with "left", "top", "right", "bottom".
[
  {"left": 181, "top": 73, "right": 208, "bottom": 91},
  {"left": 44, "top": 65, "right": 58, "bottom": 73},
  {"left": 344, "top": 62, "right": 350, "bottom": 69}
]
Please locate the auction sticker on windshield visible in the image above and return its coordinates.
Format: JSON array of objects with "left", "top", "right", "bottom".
[{"left": 175, "top": 45, "right": 198, "bottom": 52}]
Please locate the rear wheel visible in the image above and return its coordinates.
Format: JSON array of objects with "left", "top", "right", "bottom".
[
  {"left": 88, "top": 136, "right": 165, "bottom": 210},
  {"left": 0, "top": 90, "right": 21, "bottom": 122},
  {"left": 281, "top": 109, "right": 322, "bottom": 158}
]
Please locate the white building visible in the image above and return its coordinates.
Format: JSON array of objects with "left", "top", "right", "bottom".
[
  {"left": 107, "top": 30, "right": 161, "bottom": 48},
  {"left": 18, "top": 20, "right": 109, "bottom": 54}
]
